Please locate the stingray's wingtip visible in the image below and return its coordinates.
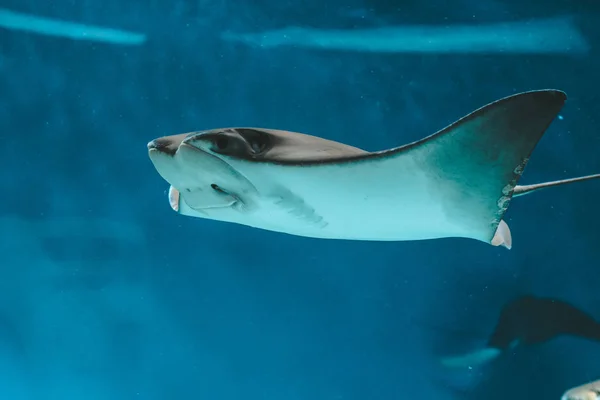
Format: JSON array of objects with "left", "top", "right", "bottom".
[
  {"left": 527, "top": 88, "right": 567, "bottom": 99},
  {"left": 491, "top": 220, "right": 512, "bottom": 250},
  {"left": 547, "top": 88, "right": 567, "bottom": 102}
]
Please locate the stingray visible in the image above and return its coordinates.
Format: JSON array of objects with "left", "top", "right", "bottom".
[
  {"left": 562, "top": 379, "right": 600, "bottom": 400},
  {"left": 440, "top": 295, "right": 600, "bottom": 368},
  {"left": 147, "top": 89, "right": 600, "bottom": 248}
]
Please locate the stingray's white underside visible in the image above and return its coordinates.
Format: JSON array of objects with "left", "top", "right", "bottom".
[{"left": 174, "top": 151, "right": 500, "bottom": 244}]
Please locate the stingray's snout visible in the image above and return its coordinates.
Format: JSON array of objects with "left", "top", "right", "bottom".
[
  {"left": 148, "top": 133, "right": 189, "bottom": 156},
  {"left": 148, "top": 137, "right": 178, "bottom": 156}
]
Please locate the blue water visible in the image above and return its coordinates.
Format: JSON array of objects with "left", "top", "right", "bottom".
[{"left": 1, "top": 1, "right": 600, "bottom": 399}]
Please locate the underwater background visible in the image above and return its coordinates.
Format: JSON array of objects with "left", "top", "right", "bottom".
[{"left": 1, "top": 0, "right": 600, "bottom": 399}]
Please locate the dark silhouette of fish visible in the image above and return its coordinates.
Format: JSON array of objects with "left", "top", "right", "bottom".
[{"left": 441, "top": 295, "right": 600, "bottom": 367}]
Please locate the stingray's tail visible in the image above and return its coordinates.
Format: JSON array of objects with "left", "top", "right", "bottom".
[{"left": 513, "top": 174, "right": 600, "bottom": 197}]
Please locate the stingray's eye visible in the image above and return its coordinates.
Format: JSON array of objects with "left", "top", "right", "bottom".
[
  {"left": 235, "top": 128, "right": 270, "bottom": 155},
  {"left": 249, "top": 137, "right": 267, "bottom": 154},
  {"left": 215, "top": 136, "right": 229, "bottom": 150},
  {"left": 206, "top": 132, "right": 249, "bottom": 157}
]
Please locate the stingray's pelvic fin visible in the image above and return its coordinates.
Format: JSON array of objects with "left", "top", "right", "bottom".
[
  {"left": 491, "top": 220, "right": 512, "bottom": 249},
  {"left": 513, "top": 173, "right": 600, "bottom": 197}
]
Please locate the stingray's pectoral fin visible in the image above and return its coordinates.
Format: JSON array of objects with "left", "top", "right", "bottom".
[
  {"left": 491, "top": 220, "right": 512, "bottom": 249},
  {"left": 400, "top": 89, "right": 567, "bottom": 247},
  {"left": 440, "top": 347, "right": 502, "bottom": 368},
  {"left": 513, "top": 173, "right": 600, "bottom": 197}
]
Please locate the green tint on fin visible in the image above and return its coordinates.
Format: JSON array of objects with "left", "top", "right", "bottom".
[{"left": 387, "top": 89, "right": 566, "bottom": 243}]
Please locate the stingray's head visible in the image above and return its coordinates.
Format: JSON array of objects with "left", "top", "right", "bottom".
[
  {"left": 183, "top": 128, "right": 275, "bottom": 162},
  {"left": 147, "top": 129, "right": 261, "bottom": 216}
]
